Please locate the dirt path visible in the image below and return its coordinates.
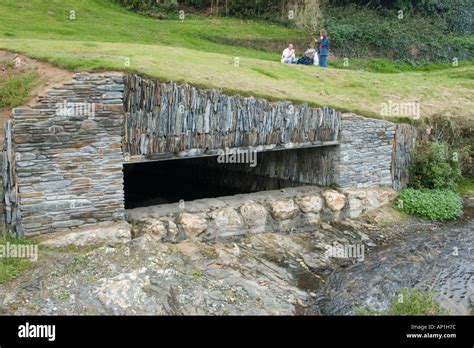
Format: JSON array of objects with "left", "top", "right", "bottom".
[{"left": 0, "top": 50, "right": 73, "bottom": 144}]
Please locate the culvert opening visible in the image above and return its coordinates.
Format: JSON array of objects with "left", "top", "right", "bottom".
[
  {"left": 123, "top": 157, "right": 250, "bottom": 209},
  {"left": 123, "top": 147, "right": 336, "bottom": 210}
]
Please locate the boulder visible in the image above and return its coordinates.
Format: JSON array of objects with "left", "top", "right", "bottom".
[
  {"left": 148, "top": 220, "right": 167, "bottom": 237},
  {"left": 240, "top": 201, "right": 268, "bottom": 226},
  {"left": 296, "top": 195, "right": 323, "bottom": 213},
  {"left": 209, "top": 208, "right": 243, "bottom": 231},
  {"left": 322, "top": 190, "right": 346, "bottom": 212},
  {"left": 270, "top": 199, "right": 299, "bottom": 220},
  {"left": 39, "top": 222, "right": 131, "bottom": 247},
  {"left": 176, "top": 213, "right": 207, "bottom": 239}
]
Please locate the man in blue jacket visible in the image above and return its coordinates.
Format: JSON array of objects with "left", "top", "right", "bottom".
[{"left": 318, "top": 29, "right": 330, "bottom": 68}]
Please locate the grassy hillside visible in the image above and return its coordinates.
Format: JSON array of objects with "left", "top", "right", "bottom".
[{"left": 0, "top": 0, "right": 473, "bottom": 121}]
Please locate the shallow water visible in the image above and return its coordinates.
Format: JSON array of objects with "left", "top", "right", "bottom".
[{"left": 308, "top": 206, "right": 473, "bottom": 315}]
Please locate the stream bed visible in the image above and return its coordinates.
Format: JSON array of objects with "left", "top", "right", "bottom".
[
  {"left": 308, "top": 204, "right": 473, "bottom": 315},
  {"left": 0, "top": 203, "right": 472, "bottom": 315}
]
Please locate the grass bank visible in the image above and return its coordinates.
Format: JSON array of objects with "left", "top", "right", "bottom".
[{"left": 0, "top": 0, "right": 472, "bottom": 121}]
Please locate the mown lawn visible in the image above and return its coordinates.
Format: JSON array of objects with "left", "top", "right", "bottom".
[{"left": 0, "top": 0, "right": 473, "bottom": 120}]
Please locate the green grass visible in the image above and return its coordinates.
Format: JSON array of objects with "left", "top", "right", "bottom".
[
  {"left": 0, "top": 0, "right": 302, "bottom": 61},
  {"left": 355, "top": 287, "right": 448, "bottom": 316},
  {"left": 457, "top": 177, "right": 474, "bottom": 197},
  {"left": 0, "top": 69, "right": 39, "bottom": 108},
  {"left": 0, "top": 0, "right": 472, "bottom": 121},
  {"left": 0, "top": 234, "right": 33, "bottom": 284},
  {"left": 330, "top": 57, "right": 474, "bottom": 74}
]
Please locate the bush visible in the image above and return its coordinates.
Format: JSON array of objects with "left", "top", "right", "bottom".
[
  {"left": 355, "top": 287, "right": 447, "bottom": 316},
  {"left": 323, "top": 5, "right": 474, "bottom": 63},
  {"left": 330, "top": 0, "right": 474, "bottom": 35},
  {"left": 418, "top": 117, "right": 473, "bottom": 178},
  {"left": 388, "top": 288, "right": 447, "bottom": 316},
  {"left": 115, "top": 0, "right": 178, "bottom": 13},
  {"left": 394, "top": 188, "right": 463, "bottom": 221},
  {"left": 409, "top": 141, "right": 462, "bottom": 191}
]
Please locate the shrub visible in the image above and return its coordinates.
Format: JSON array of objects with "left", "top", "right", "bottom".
[
  {"left": 330, "top": 0, "right": 474, "bottom": 35},
  {"left": 115, "top": 0, "right": 178, "bottom": 13},
  {"left": 394, "top": 188, "right": 463, "bottom": 221},
  {"left": 323, "top": 5, "right": 473, "bottom": 63},
  {"left": 409, "top": 141, "right": 462, "bottom": 191},
  {"left": 388, "top": 288, "right": 447, "bottom": 316},
  {"left": 457, "top": 177, "right": 474, "bottom": 197},
  {"left": 419, "top": 117, "right": 473, "bottom": 178},
  {"left": 355, "top": 287, "right": 447, "bottom": 316}
]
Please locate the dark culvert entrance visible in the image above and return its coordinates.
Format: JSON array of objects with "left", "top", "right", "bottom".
[
  {"left": 123, "top": 157, "right": 250, "bottom": 209},
  {"left": 123, "top": 147, "right": 336, "bottom": 210}
]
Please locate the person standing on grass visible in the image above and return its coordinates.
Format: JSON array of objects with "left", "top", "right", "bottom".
[
  {"left": 318, "top": 29, "right": 330, "bottom": 68},
  {"left": 313, "top": 37, "right": 320, "bottom": 66},
  {"left": 281, "top": 43, "right": 297, "bottom": 64}
]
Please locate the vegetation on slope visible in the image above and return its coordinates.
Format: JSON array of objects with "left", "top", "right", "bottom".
[
  {"left": 0, "top": 0, "right": 472, "bottom": 122},
  {"left": 118, "top": 0, "right": 474, "bottom": 64},
  {"left": 355, "top": 287, "right": 448, "bottom": 315},
  {"left": 0, "top": 234, "right": 32, "bottom": 284}
]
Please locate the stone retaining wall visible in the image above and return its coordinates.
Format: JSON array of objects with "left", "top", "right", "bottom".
[
  {"left": 172, "top": 114, "right": 412, "bottom": 191},
  {"left": 3, "top": 74, "right": 125, "bottom": 236},
  {"left": 123, "top": 74, "right": 342, "bottom": 159},
  {"left": 2, "top": 72, "right": 415, "bottom": 239},
  {"left": 126, "top": 186, "right": 397, "bottom": 243},
  {"left": 333, "top": 114, "right": 397, "bottom": 188}
]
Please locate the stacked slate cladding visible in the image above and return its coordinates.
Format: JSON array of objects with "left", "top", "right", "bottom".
[
  {"left": 333, "top": 114, "right": 401, "bottom": 189},
  {"left": 392, "top": 124, "right": 417, "bottom": 190},
  {"left": 123, "top": 74, "right": 342, "bottom": 158},
  {"left": 3, "top": 74, "right": 125, "bottom": 237},
  {"left": 1, "top": 71, "right": 417, "bottom": 239}
]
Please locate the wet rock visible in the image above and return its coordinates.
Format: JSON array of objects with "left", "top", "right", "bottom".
[
  {"left": 304, "top": 213, "right": 320, "bottom": 226},
  {"left": 270, "top": 199, "right": 299, "bottom": 220},
  {"left": 322, "top": 190, "right": 346, "bottom": 212}
]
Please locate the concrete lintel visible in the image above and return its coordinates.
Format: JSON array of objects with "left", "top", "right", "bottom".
[{"left": 124, "top": 141, "right": 340, "bottom": 165}]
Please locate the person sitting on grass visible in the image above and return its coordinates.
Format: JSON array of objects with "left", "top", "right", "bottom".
[
  {"left": 281, "top": 43, "right": 297, "bottom": 64},
  {"left": 318, "top": 29, "right": 330, "bottom": 68},
  {"left": 297, "top": 47, "right": 317, "bottom": 65}
]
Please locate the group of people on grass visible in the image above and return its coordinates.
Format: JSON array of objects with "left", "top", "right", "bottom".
[{"left": 281, "top": 29, "right": 330, "bottom": 68}]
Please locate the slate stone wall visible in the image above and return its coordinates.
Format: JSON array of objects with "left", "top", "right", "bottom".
[
  {"left": 123, "top": 74, "right": 342, "bottom": 159},
  {"left": 3, "top": 74, "right": 125, "bottom": 236},
  {"left": 333, "top": 114, "right": 399, "bottom": 189},
  {"left": 154, "top": 115, "right": 413, "bottom": 192},
  {"left": 2, "top": 72, "right": 416, "bottom": 238}
]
